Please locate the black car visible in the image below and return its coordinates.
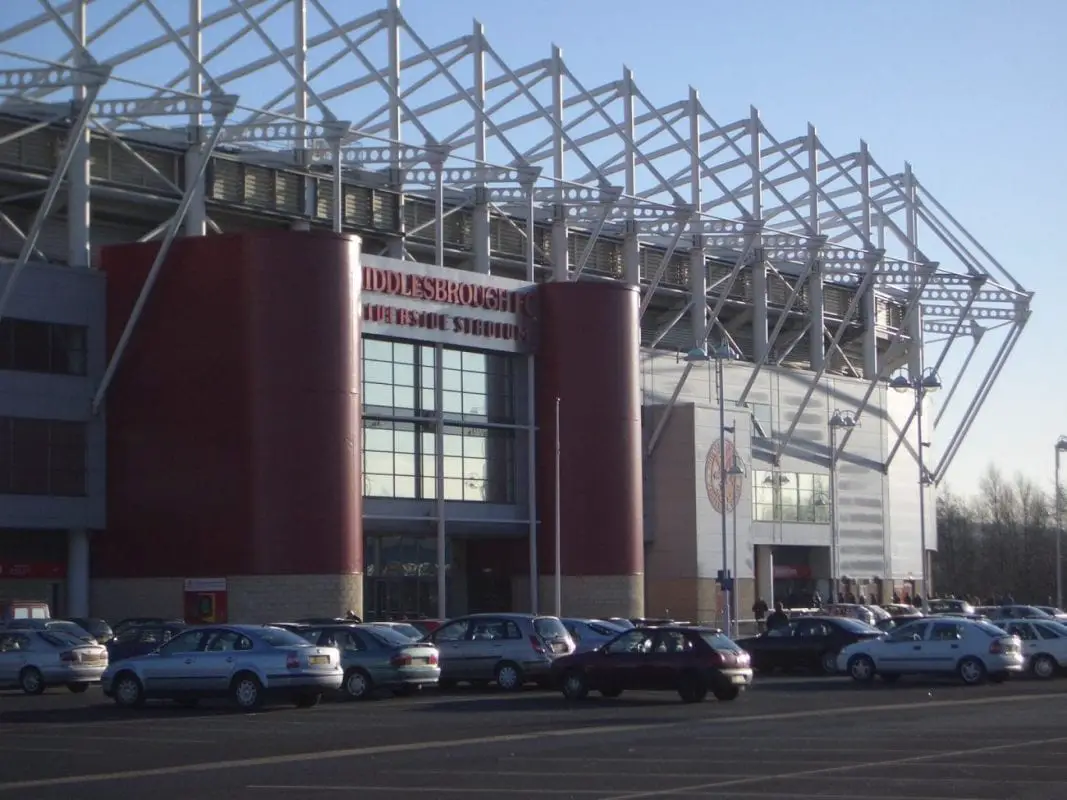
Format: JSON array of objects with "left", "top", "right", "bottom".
[
  {"left": 735, "top": 616, "right": 882, "bottom": 675},
  {"left": 106, "top": 622, "right": 186, "bottom": 662},
  {"left": 70, "top": 617, "right": 114, "bottom": 644},
  {"left": 112, "top": 617, "right": 185, "bottom": 636},
  {"left": 552, "top": 626, "right": 753, "bottom": 703}
]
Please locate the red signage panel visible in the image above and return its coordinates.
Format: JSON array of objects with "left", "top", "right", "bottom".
[{"left": 0, "top": 562, "right": 66, "bottom": 579}]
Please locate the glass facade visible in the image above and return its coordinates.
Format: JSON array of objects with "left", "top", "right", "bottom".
[
  {"left": 0, "top": 318, "right": 88, "bottom": 377},
  {"left": 752, "top": 470, "right": 830, "bottom": 524},
  {"left": 364, "top": 535, "right": 448, "bottom": 620},
  {"left": 0, "top": 416, "right": 87, "bottom": 496},
  {"left": 361, "top": 337, "right": 518, "bottom": 503}
]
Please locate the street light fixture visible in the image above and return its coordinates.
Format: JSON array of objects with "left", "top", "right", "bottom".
[
  {"left": 828, "top": 410, "right": 859, "bottom": 604},
  {"left": 890, "top": 366, "right": 942, "bottom": 611},
  {"left": 727, "top": 445, "right": 746, "bottom": 637},
  {"left": 686, "top": 339, "right": 741, "bottom": 634},
  {"left": 1054, "top": 436, "right": 1067, "bottom": 608}
]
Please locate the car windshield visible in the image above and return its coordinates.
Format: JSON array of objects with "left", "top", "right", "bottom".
[
  {"left": 534, "top": 617, "right": 569, "bottom": 640},
  {"left": 699, "top": 632, "right": 743, "bottom": 653},
  {"left": 47, "top": 622, "right": 92, "bottom": 638},
  {"left": 38, "top": 631, "right": 85, "bottom": 647},
  {"left": 835, "top": 618, "right": 881, "bottom": 634},
  {"left": 589, "top": 622, "right": 624, "bottom": 636},
  {"left": 974, "top": 621, "right": 1009, "bottom": 637},
  {"left": 377, "top": 623, "right": 421, "bottom": 640},
  {"left": 364, "top": 626, "right": 418, "bottom": 646},
  {"left": 257, "top": 627, "right": 315, "bottom": 647}
]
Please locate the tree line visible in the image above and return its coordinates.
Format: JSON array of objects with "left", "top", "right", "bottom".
[{"left": 934, "top": 467, "right": 1062, "bottom": 605}]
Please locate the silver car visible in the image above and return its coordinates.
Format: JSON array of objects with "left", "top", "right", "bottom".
[
  {"left": 838, "top": 617, "right": 1023, "bottom": 685},
  {"left": 101, "top": 624, "right": 342, "bottom": 711},
  {"left": 561, "top": 618, "right": 628, "bottom": 653},
  {"left": 0, "top": 629, "right": 108, "bottom": 694},
  {"left": 295, "top": 623, "right": 440, "bottom": 699},
  {"left": 426, "top": 613, "right": 574, "bottom": 690}
]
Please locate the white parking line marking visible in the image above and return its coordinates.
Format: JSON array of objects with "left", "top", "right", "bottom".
[
  {"left": 599, "top": 733, "right": 1067, "bottom": 799},
  {"left": 248, "top": 787, "right": 606, "bottom": 795},
  {"left": 0, "top": 691, "right": 1063, "bottom": 792}
]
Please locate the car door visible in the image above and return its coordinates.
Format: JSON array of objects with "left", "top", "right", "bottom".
[
  {"left": 430, "top": 619, "right": 472, "bottom": 681},
  {"left": 594, "top": 629, "right": 654, "bottom": 691},
  {"left": 751, "top": 623, "right": 797, "bottom": 670},
  {"left": 1004, "top": 622, "right": 1038, "bottom": 660},
  {"left": 650, "top": 630, "right": 693, "bottom": 689},
  {"left": 793, "top": 620, "right": 832, "bottom": 670},
  {"left": 874, "top": 622, "right": 930, "bottom": 672},
  {"left": 198, "top": 630, "right": 249, "bottom": 691},
  {"left": 1031, "top": 622, "right": 1067, "bottom": 663},
  {"left": 0, "top": 633, "right": 27, "bottom": 685},
  {"left": 144, "top": 629, "right": 207, "bottom": 693},
  {"left": 925, "top": 621, "right": 966, "bottom": 671}
]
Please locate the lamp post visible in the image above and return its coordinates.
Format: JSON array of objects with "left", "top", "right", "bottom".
[
  {"left": 727, "top": 448, "right": 746, "bottom": 636},
  {"left": 1055, "top": 437, "right": 1067, "bottom": 609},
  {"left": 828, "top": 410, "right": 859, "bottom": 605},
  {"left": 686, "top": 340, "right": 740, "bottom": 634},
  {"left": 889, "top": 367, "right": 942, "bottom": 611}
]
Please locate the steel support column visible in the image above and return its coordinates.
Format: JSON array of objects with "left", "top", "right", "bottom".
[
  {"left": 808, "top": 263, "right": 825, "bottom": 370},
  {"left": 68, "top": 0, "right": 91, "bottom": 268}
]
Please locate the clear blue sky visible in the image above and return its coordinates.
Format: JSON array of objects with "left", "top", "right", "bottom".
[{"left": 5, "top": 0, "right": 1062, "bottom": 498}]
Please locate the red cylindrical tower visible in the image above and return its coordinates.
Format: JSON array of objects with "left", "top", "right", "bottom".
[{"left": 534, "top": 280, "right": 644, "bottom": 617}]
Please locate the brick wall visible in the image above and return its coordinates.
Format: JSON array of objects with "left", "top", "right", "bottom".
[
  {"left": 91, "top": 574, "right": 363, "bottom": 623},
  {"left": 512, "top": 574, "right": 644, "bottom": 619}
]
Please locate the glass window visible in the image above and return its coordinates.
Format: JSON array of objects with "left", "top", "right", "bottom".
[
  {"left": 160, "top": 630, "right": 205, "bottom": 654},
  {"left": 1036, "top": 624, "right": 1062, "bottom": 640},
  {"left": 258, "top": 627, "right": 316, "bottom": 647},
  {"left": 930, "top": 622, "right": 963, "bottom": 641},
  {"left": 605, "top": 629, "right": 653, "bottom": 654},
  {"left": 0, "top": 416, "right": 87, "bottom": 497},
  {"left": 433, "top": 620, "right": 469, "bottom": 643},
  {"left": 750, "top": 470, "right": 829, "bottom": 525}
]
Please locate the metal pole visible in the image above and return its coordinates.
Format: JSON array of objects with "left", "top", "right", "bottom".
[
  {"left": 718, "top": 358, "right": 731, "bottom": 635},
  {"left": 730, "top": 420, "right": 739, "bottom": 637},
  {"left": 435, "top": 344, "right": 446, "bottom": 619},
  {"left": 1056, "top": 447, "right": 1063, "bottom": 609},
  {"left": 828, "top": 423, "right": 839, "bottom": 603},
  {"left": 554, "top": 396, "right": 562, "bottom": 616},
  {"left": 915, "top": 383, "right": 929, "bottom": 612},
  {"left": 527, "top": 357, "right": 539, "bottom": 613}
]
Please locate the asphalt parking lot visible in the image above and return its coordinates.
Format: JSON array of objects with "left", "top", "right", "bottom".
[{"left": 2, "top": 676, "right": 1067, "bottom": 799}]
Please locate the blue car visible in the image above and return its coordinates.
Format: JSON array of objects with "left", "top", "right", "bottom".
[{"left": 106, "top": 623, "right": 186, "bottom": 662}]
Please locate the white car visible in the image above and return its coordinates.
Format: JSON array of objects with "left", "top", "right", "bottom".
[
  {"left": 996, "top": 619, "right": 1067, "bottom": 679},
  {"left": 837, "top": 617, "right": 1023, "bottom": 686}
]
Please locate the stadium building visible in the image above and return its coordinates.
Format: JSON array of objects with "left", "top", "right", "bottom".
[{"left": 0, "top": 1, "right": 1031, "bottom": 624}]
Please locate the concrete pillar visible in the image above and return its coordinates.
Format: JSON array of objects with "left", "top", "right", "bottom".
[
  {"left": 67, "top": 528, "right": 90, "bottom": 617},
  {"left": 808, "top": 263, "right": 825, "bottom": 370},
  {"left": 472, "top": 187, "right": 491, "bottom": 274},
  {"left": 751, "top": 262, "right": 769, "bottom": 360},
  {"left": 862, "top": 287, "right": 878, "bottom": 379},
  {"left": 755, "top": 544, "right": 774, "bottom": 606}
]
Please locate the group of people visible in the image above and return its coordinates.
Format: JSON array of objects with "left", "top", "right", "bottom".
[{"left": 748, "top": 589, "right": 930, "bottom": 633}]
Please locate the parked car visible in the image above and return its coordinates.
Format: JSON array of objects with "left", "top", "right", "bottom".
[
  {"left": 101, "top": 625, "right": 342, "bottom": 710},
  {"left": 0, "top": 629, "right": 108, "bottom": 694},
  {"left": 560, "top": 618, "right": 628, "bottom": 653},
  {"left": 4, "top": 619, "right": 95, "bottom": 643},
  {"left": 599, "top": 618, "right": 634, "bottom": 629},
  {"left": 927, "top": 599, "right": 976, "bottom": 616},
  {"left": 106, "top": 622, "right": 186, "bottom": 662},
  {"left": 70, "top": 617, "right": 114, "bottom": 644},
  {"left": 838, "top": 617, "right": 1023, "bottom": 685},
  {"left": 295, "top": 616, "right": 361, "bottom": 625},
  {"left": 112, "top": 617, "right": 185, "bottom": 636},
  {"left": 1034, "top": 607, "right": 1067, "bottom": 621},
  {"left": 985, "top": 605, "right": 1053, "bottom": 621},
  {"left": 876, "top": 614, "right": 924, "bottom": 633},
  {"left": 553, "top": 626, "right": 752, "bottom": 703},
  {"left": 996, "top": 619, "right": 1067, "bottom": 679},
  {"left": 424, "top": 613, "right": 573, "bottom": 690},
  {"left": 735, "top": 616, "right": 882, "bottom": 675},
  {"left": 0, "top": 600, "right": 50, "bottom": 622},
  {"left": 292, "top": 623, "right": 440, "bottom": 699},
  {"left": 882, "top": 604, "right": 921, "bottom": 617},
  {"left": 369, "top": 621, "right": 424, "bottom": 640},
  {"left": 397, "top": 619, "right": 443, "bottom": 636}
]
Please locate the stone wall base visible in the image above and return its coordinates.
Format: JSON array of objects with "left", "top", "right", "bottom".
[
  {"left": 511, "top": 574, "right": 644, "bottom": 619},
  {"left": 91, "top": 574, "right": 364, "bottom": 623}
]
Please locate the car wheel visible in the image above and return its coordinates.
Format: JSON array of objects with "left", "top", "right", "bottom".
[
  {"left": 294, "top": 693, "right": 322, "bottom": 708},
  {"left": 113, "top": 672, "right": 145, "bottom": 708},
  {"left": 494, "top": 661, "right": 523, "bottom": 691},
  {"left": 19, "top": 667, "right": 45, "bottom": 696},
  {"left": 958, "top": 656, "right": 987, "bottom": 686},
  {"left": 713, "top": 684, "right": 740, "bottom": 702},
  {"left": 677, "top": 673, "right": 707, "bottom": 703},
  {"left": 1032, "top": 654, "right": 1057, "bottom": 680},
  {"left": 66, "top": 682, "right": 89, "bottom": 694},
  {"left": 820, "top": 651, "right": 839, "bottom": 675},
  {"left": 847, "top": 655, "right": 876, "bottom": 684},
  {"left": 600, "top": 688, "right": 623, "bottom": 699},
  {"left": 232, "top": 672, "right": 265, "bottom": 711},
  {"left": 561, "top": 670, "right": 589, "bottom": 701},
  {"left": 343, "top": 668, "right": 373, "bottom": 700}
]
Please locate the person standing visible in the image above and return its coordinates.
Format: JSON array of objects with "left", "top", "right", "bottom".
[
  {"left": 765, "top": 601, "right": 790, "bottom": 632},
  {"left": 752, "top": 598, "right": 769, "bottom": 632}
]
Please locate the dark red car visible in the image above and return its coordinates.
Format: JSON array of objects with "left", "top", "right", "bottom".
[{"left": 552, "top": 625, "right": 753, "bottom": 703}]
